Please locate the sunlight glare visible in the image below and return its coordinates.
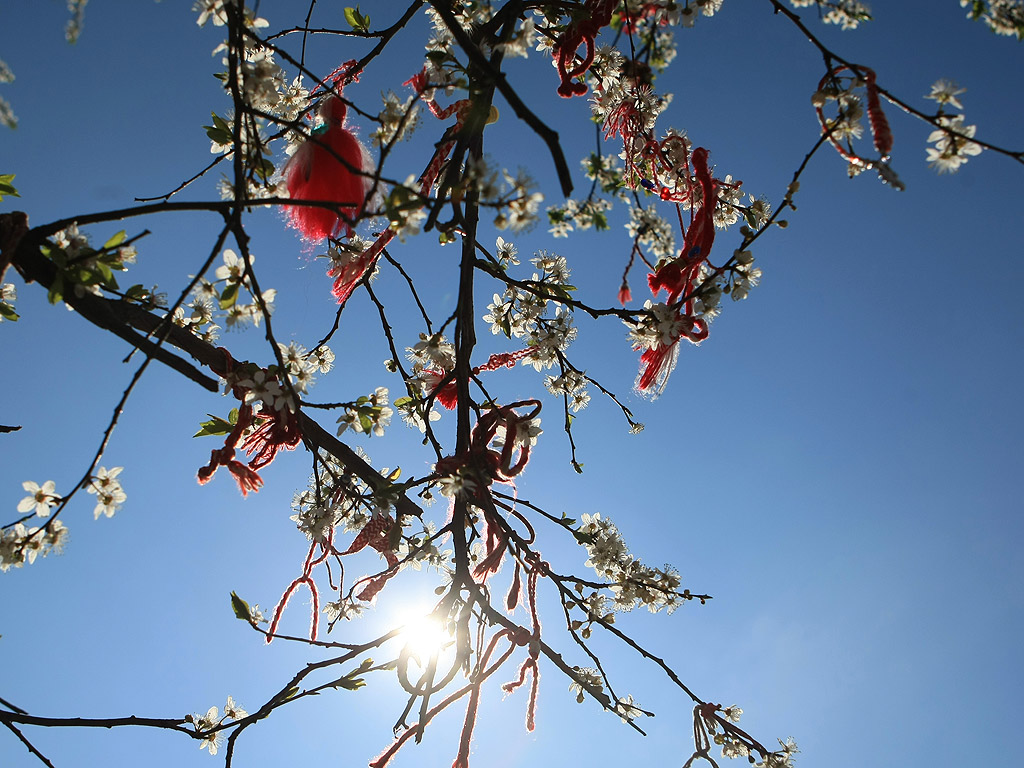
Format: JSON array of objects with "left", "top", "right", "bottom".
[{"left": 399, "top": 613, "right": 452, "bottom": 663}]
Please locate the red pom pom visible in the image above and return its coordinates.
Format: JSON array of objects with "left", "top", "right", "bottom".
[{"left": 284, "top": 96, "right": 373, "bottom": 242}]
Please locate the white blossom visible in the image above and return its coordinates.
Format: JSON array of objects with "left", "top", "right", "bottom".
[
  {"left": 926, "top": 79, "right": 967, "bottom": 111},
  {"left": 18, "top": 480, "right": 58, "bottom": 518}
]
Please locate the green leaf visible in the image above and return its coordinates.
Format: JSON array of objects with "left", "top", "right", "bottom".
[
  {"left": 0, "top": 302, "right": 19, "bottom": 321},
  {"left": 194, "top": 413, "right": 236, "bottom": 438},
  {"left": 205, "top": 127, "right": 231, "bottom": 146},
  {"left": 255, "top": 156, "right": 276, "bottom": 182},
  {"left": 219, "top": 282, "right": 239, "bottom": 310},
  {"left": 47, "top": 274, "right": 64, "bottom": 305},
  {"left": 204, "top": 113, "right": 233, "bottom": 146},
  {"left": 344, "top": 6, "right": 370, "bottom": 33},
  {"left": 230, "top": 591, "right": 251, "bottom": 621},
  {"left": 0, "top": 173, "right": 19, "bottom": 201},
  {"left": 573, "top": 529, "right": 595, "bottom": 546},
  {"left": 96, "top": 261, "right": 114, "bottom": 284},
  {"left": 102, "top": 230, "right": 126, "bottom": 250},
  {"left": 48, "top": 248, "right": 67, "bottom": 268},
  {"left": 358, "top": 412, "right": 374, "bottom": 433}
]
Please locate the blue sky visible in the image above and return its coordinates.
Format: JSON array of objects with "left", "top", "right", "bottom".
[{"left": 2, "top": 2, "right": 1022, "bottom": 768}]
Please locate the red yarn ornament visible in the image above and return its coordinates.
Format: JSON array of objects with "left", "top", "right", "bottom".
[{"left": 284, "top": 93, "right": 373, "bottom": 241}]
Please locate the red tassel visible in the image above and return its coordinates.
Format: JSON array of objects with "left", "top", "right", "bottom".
[
  {"left": 637, "top": 341, "right": 679, "bottom": 395},
  {"left": 617, "top": 282, "right": 632, "bottom": 306},
  {"left": 284, "top": 95, "right": 373, "bottom": 242}
]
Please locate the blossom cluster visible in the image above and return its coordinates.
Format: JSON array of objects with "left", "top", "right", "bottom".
[
  {"left": 40, "top": 223, "right": 161, "bottom": 309},
  {"left": 230, "top": 345, "right": 330, "bottom": 416},
  {"left": 3, "top": 467, "right": 126, "bottom": 570},
  {"left": 187, "top": 695, "right": 248, "bottom": 756},
  {"left": 547, "top": 155, "right": 619, "bottom": 237},
  {"left": 576, "top": 513, "right": 684, "bottom": 613},
  {"left": 290, "top": 451, "right": 405, "bottom": 546},
  {"left": 392, "top": 334, "right": 454, "bottom": 433},
  {"left": 0, "top": 283, "right": 17, "bottom": 322},
  {"left": 371, "top": 91, "right": 420, "bottom": 147},
  {"left": 197, "top": 0, "right": 311, "bottom": 200},
  {"left": 178, "top": 249, "right": 278, "bottom": 338},
  {"left": 288, "top": 449, "right": 449, "bottom": 621},
  {"left": 482, "top": 246, "right": 580, "bottom": 374},
  {"left": 279, "top": 341, "right": 334, "bottom": 394},
  {"left": 813, "top": 77, "right": 867, "bottom": 144},
  {"left": 0, "top": 55, "right": 15, "bottom": 129},
  {"left": 567, "top": 666, "right": 604, "bottom": 703},
  {"left": 789, "top": 0, "right": 871, "bottom": 29},
  {"left": 6, "top": 479, "right": 65, "bottom": 570},
  {"left": 87, "top": 466, "right": 126, "bottom": 519},
  {"left": 400, "top": 331, "right": 456, "bottom": 415},
  {"left": 961, "top": 0, "right": 1024, "bottom": 38},
  {"left": 811, "top": 67, "right": 903, "bottom": 189},
  {"left": 626, "top": 300, "right": 692, "bottom": 351},
  {"left": 924, "top": 80, "right": 982, "bottom": 173},
  {"left": 0, "top": 519, "right": 68, "bottom": 572},
  {"left": 625, "top": 205, "right": 675, "bottom": 260},
  {"left": 493, "top": 169, "right": 545, "bottom": 232},
  {"left": 336, "top": 387, "right": 394, "bottom": 438},
  {"left": 544, "top": 369, "right": 591, "bottom": 412}
]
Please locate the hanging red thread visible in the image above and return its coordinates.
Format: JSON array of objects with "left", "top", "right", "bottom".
[
  {"left": 864, "top": 69, "right": 893, "bottom": 159},
  {"left": 195, "top": 350, "right": 302, "bottom": 495},
  {"left": 425, "top": 349, "right": 535, "bottom": 411},
  {"left": 266, "top": 537, "right": 330, "bottom": 644},
  {"left": 617, "top": 282, "right": 633, "bottom": 306},
  {"left": 635, "top": 147, "right": 716, "bottom": 395},
  {"left": 501, "top": 557, "right": 544, "bottom": 731},
  {"left": 241, "top": 405, "right": 302, "bottom": 469},
  {"left": 371, "top": 629, "right": 520, "bottom": 768},
  {"left": 433, "top": 400, "right": 542, "bottom": 507},
  {"left": 196, "top": 351, "right": 264, "bottom": 495},
  {"left": 284, "top": 73, "right": 373, "bottom": 242},
  {"left": 343, "top": 514, "right": 402, "bottom": 602},
  {"left": 320, "top": 69, "right": 471, "bottom": 304},
  {"left": 815, "top": 65, "right": 894, "bottom": 167},
  {"left": 552, "top": 0, "right": 619, "bottom": 97}
]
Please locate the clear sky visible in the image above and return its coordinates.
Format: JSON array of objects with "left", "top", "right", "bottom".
[{"left": 1, "top": 2, "right": 1022, "bottom": 768}]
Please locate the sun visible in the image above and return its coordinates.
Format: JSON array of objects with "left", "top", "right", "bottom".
[{"left": 399, "top": 612, "right": 453, "bottom": 663}]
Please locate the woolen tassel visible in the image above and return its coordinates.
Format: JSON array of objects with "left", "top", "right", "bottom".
[{"left": 284, "top": 94, "right": 373, "bottom": 242}]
